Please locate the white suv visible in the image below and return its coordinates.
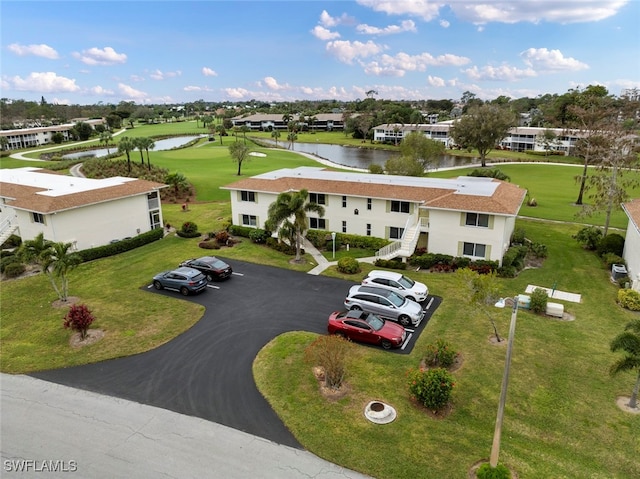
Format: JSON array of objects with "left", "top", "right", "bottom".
[
  {"left": 344, "top": 285, "right": 424, "bottom": 327},
  {"left": 361, "top": 270, "right": 429, "bottom": 303}
]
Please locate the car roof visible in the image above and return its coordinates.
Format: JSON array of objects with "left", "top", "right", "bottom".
[
  {"left": 349, "top": 284, "right": 395, "bottom": 297},
  {"left": 366, "top": 270, "right": 404, "bottom": 281},
  {"left": 174, "top": 266, "right": 203, "bottom": 276}
]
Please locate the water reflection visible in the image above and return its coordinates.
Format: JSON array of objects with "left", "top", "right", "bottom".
[{"left": 62, "top": 135, "right": 203, "bottom": 160}]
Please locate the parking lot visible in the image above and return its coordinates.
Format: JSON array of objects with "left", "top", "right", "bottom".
[{"left": 32, "top": 259, "right": 440, "bottom": 447}]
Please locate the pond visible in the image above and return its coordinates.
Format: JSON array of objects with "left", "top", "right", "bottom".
[{"left": 61, "top": 135, "right": 204, "bottom": 160}]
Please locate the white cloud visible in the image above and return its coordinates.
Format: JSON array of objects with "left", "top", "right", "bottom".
[
  {"left": 356, "top": 19, "right": 417, "bottom": 35},
  {"left": 263, "top": 76, "right": 290, "bottom": 91},
  {"left": 3, "top": 71, "right": 80, "bottom": 92},
  {"left": 356, "top": 0, "right": 442, "bottom": 21},
  {"left": 311, "top": 25, "right": 341, "bottom": 41},
  {"left": 520, "top": 48, "right": 589, "bottom": 71},
  {"left": 462, "top": 64, "right": 537, "bottom": 81},
  {"left": 130, "top": 74, "right": 145, "bottom": 82},
  {"left": 319, "top": 10, "right": 355, "bottom": 27},
  {"left": 184, "top": 85, "right": 213, "bottom": 92},
  {"left": 7, "top": 43, "right": 59, "bottom": 59},
  {"left": 73, "top": 47, "right": 127, "bottom": 66},
  {"left": 439, "top": 19, "right": 450, "bottom": 28},
  {"left": 202, "top": 67, "right": 218, "bottom": 77},
  {"left": 364, "top": 51, "right": 470, "bottom": 77},
  {"left": 428, "top": 75, "right": 446, "bottom": 87},
  {"left": 325, "top": 40, "right": 385, "bottom": 64},
  {"left": 50, "top": 97, "right": 71, "bottom": 105},
  {"left": 118, "top": 83, "right": 147, "bottom": 100},
  {"left": 362, "top": 61, "right": 406, "bottom": 77},
  {"left": 224, "top": 87, "right": 250, "bottom": 99},
  {"left": 148, "top": 69, "right": 182, "bottom": 80},
  {"left": 88, "top": 85, "right": 114, "bottom": 96}
]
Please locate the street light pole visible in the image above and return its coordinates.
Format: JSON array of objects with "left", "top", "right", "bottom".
[
  {"left": 490, "top": 296, "right": 519, "bottom": 468},
  {"left": 331, "top": 232, "right": 336, "bottom": 259}
]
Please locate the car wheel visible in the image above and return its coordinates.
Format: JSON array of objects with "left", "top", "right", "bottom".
[
  {"left": 206, "top": 273, "right": 215, "bottom": 282},
  {"left": 381, "top": 339, "right": 392, "bottom": 350},
  {"left": 350, "top": 305, "right": 362, "bottom": 311},
  {"left": 153, "top": 280, "right": 163, "bottom": 290},
  {"left": 180, "top": 286, "right": 189, "bottom": 296},
  {"left": 398, "top": 315, "right": 411, "bottom": 326},
  {"left": 407, "top": 296, "right": 416, "bottom": 302}
]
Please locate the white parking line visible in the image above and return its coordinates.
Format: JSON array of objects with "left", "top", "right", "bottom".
[
  {"left": 231, "top": 272, "right": 244, "bottom": 277},
  {"left": 424, "top": 297, "right": 434, "bottom": 311},
  {"left": 401, "top": 333, "right": 413, "bottom": 350},
  {"left": 207, "top": 284, "right": 220, "bottom": 289}
]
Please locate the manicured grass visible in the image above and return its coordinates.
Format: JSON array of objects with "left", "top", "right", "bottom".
[{"left": 254, "top": 218, "right": 640, "bottom": 479}]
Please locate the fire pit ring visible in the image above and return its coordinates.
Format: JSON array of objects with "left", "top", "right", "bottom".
[{"left": 364, "top": 400, "right": 397, "bottom": 424}]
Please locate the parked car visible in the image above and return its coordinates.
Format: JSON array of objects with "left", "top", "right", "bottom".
[
  {"left": 153, "top": 267, "right": 208, "bottom": 296},
  {"left": 179, "top": 256, "right": 233, "bottom": 281},
  {"left": 362, "top": 270, "right": 428, "bottom": 302},
  {"left": 328, "top": 310, "right": 407, "bottom": 350},
  {"left": 344, "top": 285, "right": 424, "bottom": 327}
]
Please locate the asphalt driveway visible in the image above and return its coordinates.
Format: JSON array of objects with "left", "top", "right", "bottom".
[{"left": 32, "top": 260, "right": 440, "bottom": 448}]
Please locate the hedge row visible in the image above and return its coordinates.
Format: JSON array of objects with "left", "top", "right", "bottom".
[
  {"left": 77, "top": 228, "right": 164, "bottom": 262},
  {"left": 305, "top": 230, "right": 390, "bottom": 250}
]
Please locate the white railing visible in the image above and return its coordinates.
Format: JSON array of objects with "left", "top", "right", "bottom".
[
  {"left": 0, "top": 217, "right": 14, "bottom": 235},
  {"left": 375, "top": 240, "right": 402, "bottom": 259}
]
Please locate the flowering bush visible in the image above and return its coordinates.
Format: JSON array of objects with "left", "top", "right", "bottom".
[
  {"left": 407, "top": 367, "right": 455, "bottom": 411},
  {"left": 177, "top": 221, "right": 200, "bottom": 238},
  {"left": 63, "top": 304, "right": 95, "bottom": 340},
  {"left": 423, "top": 339, "right": 457, "bottom": 368}
]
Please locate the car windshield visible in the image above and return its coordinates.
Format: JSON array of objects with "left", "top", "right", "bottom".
[
  {"left": 211, "top": 260, "right": 227, "bottom": 269},
  {"left": 398, "top": 275, "right": 415, "bottom": 288},
  {"left": 365, "top": 314, "right": 385, "bottom": 331},
  {"left": 386, "top": 291, "right": 406, "bottom": 307}
]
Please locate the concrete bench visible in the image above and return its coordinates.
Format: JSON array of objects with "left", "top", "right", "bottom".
[{"left": 546, "top": 302, "right": 564, "bottom": 318}]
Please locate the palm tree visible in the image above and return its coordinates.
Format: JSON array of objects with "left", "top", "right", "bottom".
[
  {"left": 240, "top": 125, "right": 250, "bottom": 145},
  {"left": 117, "top": 136, "right": 135, "bottom": 173},
  {"left": 18, "top": 232, "right": 53, "bottom": 267},
  {"left": 141, "top": 137, "right": 156, "bottom": 170},
  {"left": 610, "top": 319, "right": 640, "bottom": 409},
  {"left": 165, "top": 172, "right": 188, "bottom": 197},
  {"left": 41, "top": 241, "right": 82, "bottom": 302},
  {"left": 271, "top": 129, "right": 281, "bottom": 147},
  {"left": 99, "top": 131, "right": 112, "bottom": 154},
  {"left": 133, "top": 137, "right": 146, "bottom": 165},
  {"left": 265, "top": 189, "right": 324, "bottom": 262},
  {"left": 282, "top": 113, "right": 292, "bottom": 127},
  {"left": 287, "top": 130, "right": 298, "bottom": 150},
  {"left": 216, "top": 124, "right": 226, "bottom": 145}
]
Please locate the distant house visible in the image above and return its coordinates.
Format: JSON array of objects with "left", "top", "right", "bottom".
[
  {"left": 621, "top": 198, "right": 640, "bottom": 291},
  {"left": 0, "top": 119, "right": 105, "bottom": 150},
  {"left": 230, "top": 113, "right": 346, "bottom": 132},
  {"left": 223, "top": 167, "right": 526, "bottom": 265},
  {"left": 0, "top": 167, "right": 167, "bottom": 250}
]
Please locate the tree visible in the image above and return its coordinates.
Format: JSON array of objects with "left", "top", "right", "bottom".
[
  {"left": 240, "top": 125, "right": 250, "bottom": 145},
  {"left": 74, "top": 121, "right": 93, "bottom": 141},
  {"left": 287, "top": 130, "right": 298, "bottom": 150},
  {"left": 99, "top": 131, "right": 113, "bottom": 154},
  {"left": 0, "top": 136, "right": 8, "bottom": 151},
  {"left": 117, "top": 136, "right": 135, "bottom": 173},
  {"left": 228, "top": 141, "right": 251, "bottom": 176},
  {"left": 456, "top": 268, "right": 503, "bottom": 342},
  {"left": 271, "top": 129, "right": 281, "bottom": 147},
  {"left": 41, "top": 241, "right": 82, "bottom": 302},
  {"left": 450, "top": 104, "right": 516, "bottom": 167},
  {"left": 165, "top": 172, "right": 188, "bottom": 197},
  {"left": 141, "top": 137, "right": 156, "bottom": 170},
  {"left": 133, "top": 137, "right": 146, "bottom": 165},
  {"left": 215, "top": 124, "right": 226, "bottom": 145},
  {"left": 18, "top": 232, "right": 53, "bottom": 268},
  {"left": 265, "top": 189, "right": 324, "bottom": 262},
  {"left": 384, "top": 156, "right": 425, "bottom": 176},
  {"left": 536, "top": 129, "right": 561, "bottom": 156},
  {"left": 610, "top": 319, "right": 640, "bottom": 409},
  {"left": 399, "top": 131, "right": 445, "bottom": 170},
  {"left": 578, "top": 128, "right": 640, "bottom": 235},
  {"left": 63, "top": 304, "right": 96, "bottom": 340}
]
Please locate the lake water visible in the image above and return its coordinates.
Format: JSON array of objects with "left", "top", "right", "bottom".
[{"left": 62, "top": 136, "right": 204, "bottom": 160}]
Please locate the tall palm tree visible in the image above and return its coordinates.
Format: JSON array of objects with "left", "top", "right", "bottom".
[
  {"left": 117, "top": 136, "right": 135, "bottom": 173},
  {"left": 240, "top": 125, "right": 250, "bottom": 145},
  {"left": 282, "top": 113, "right": 292, "bottom": 127},
  {"left": 142, "top": 137, "right": 156, "bottom": 170},
  {"left": 133, "top": 137, "right": 146, "bottom": 165},
  {"left": 265, "top": 189, "right": 324, "bottom": 262},
  {"left": 271, "top": 129, "right": 281, "bottom": 147},
  {"left": 41, "top": 241, "right": 82, "bottom": 302},
  {"left": 610, "top": 319, "right": 640, "bottom": 409},
  {"left": 99, "top": 131, "right": 113, "bottom": 154},
  {"left": 215, "top": 124, "right": 226, "bottom": 145},
  {"left": 287, "top": 130, "right": 298, "bottom": 150}
]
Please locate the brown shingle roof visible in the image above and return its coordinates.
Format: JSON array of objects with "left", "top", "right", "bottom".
[{"left": 622, "top": 198, "right": 640, "bottom": 231}]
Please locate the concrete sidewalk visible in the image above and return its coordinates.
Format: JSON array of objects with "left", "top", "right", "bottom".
[{"left": 303, "top": 238, "right": 377, "bottom": 275}]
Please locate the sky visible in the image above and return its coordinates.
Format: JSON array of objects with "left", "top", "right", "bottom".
[{"left": 1, "top": 0, "right": 639, "bottom": 105}]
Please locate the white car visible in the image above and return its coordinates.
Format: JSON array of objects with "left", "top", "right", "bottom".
[
  {"left": 361, "top": 270, "right": 429, "bottom": 302},
  {"left": 344, "top": 285, "right": 424, "bottom": 327}
]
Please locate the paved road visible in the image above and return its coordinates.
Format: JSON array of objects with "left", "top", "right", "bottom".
[
  {"left": 30, "top": 260, "right": 437, "bottom": 448},
  {"left": 1, "top": 373, "right": 371, "bottom": 479}
]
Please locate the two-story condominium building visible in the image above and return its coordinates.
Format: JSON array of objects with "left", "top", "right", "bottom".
[
  {"left": 223, "top": 167, "right": 527, "bottom": 265},
  {"left": 230, "top": 113, "right": 346, "bottom": 132},
  {"left": 0, "top": 167, "right": 167, "bottom": 250},
  {"left": 622, "top": 198, "right": 640, "bottom": 291},
  {"left": 0, "top": 119, "right": 105, "bottom": 150}
]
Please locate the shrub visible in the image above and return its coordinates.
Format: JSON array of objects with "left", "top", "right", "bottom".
[
  {"left": 1, "top": 253, "right": 20, "bottom": 273},
  {"left": 597, "top": 233, "right": 625, "bottom": 257},
  {"left": 407, "top": 367, "right": 455, "bottom": 411},
  {"left": 77, "top": 228, "right": 163, "bottom": 262},
  {"left": 501, "top": 245, "right": 527, "bottom": 268},
  {"left": 618, "top": 289, "right": 640, "bottom": 311},
  {"left": 530, "top": 287, "right": 548, "bottom": 314},
  {"left": 423, "top": 339, "right": 457, "bottom": 369},
  {"left": 373, "top": 258, "right": 406, "bottom": 270},
  {"left": 3, "top": 262, "right": 26, "bottom": 278},
  {"left": 177, "top": 221, "right": 200, "bottom": 238},
  {"left": 228, "top": 224, "right": 255, "bottom": 238},
  {"left": 476, "top": 463, "right": 512, "bottom": 479},
  {"left": 304, "top": 335, "right": 350, "bottom": 389},
  {"left": 573, "top": 226, "right": 603, "bottom": 250},
  {"left": 468, "top": 168, "right": 510, "bottom": 181},
  {"left": 528, "top": 242, "right": 548, "bottom": 258},
  {"left": 602, "top": 253, "right": 625, "bottom": 270},
  {"left": 266, "top": 237, "right": 296, "bottom": 255},
  {"left": 63, "top": 304, "right": 96, "bottom": 340},
  {"left": 337, "top": 257, "right": 360, "bottom": 274},
  {"left": 198, "top": 240, "right": 220, "bottom": 250},
  {"left": 497, "top": 265, "right": 517, "bottom": 278},
  {"left": 510, "top": 227, "right": 526, "bottom": 245},
  {"left": 1, "top": 234, "right": 22, "bottom": 249},
  {"left": 248, "top": 228, "right": 269, "bottom": 244},
  {"left": 214, "top": 230, "right": 230, "bottom": 244}
]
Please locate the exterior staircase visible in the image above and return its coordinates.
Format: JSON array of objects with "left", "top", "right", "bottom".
[
  {"left": 375, "top": 222, "right": 421, "bottom": 261},
  {"left": 0, "top": 218, "right": 19, "bottom": 246}
]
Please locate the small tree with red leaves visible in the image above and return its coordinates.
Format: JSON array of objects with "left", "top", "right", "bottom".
[{"left": 63, "top": 304, "right": 95, "bottom": 340}]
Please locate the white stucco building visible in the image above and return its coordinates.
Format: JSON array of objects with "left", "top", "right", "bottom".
[
  {"left": 0, "top": 167, "right": 167, "bottom": 250},
  {"left": 223, "top": 167, "right": 527, "bottom": 265},
  {"left": 621, "top": 198, "right": 640, "bottom": 291}
]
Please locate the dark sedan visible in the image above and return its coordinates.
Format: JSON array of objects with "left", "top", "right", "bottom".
[
  {"left": 327, "top": 310, "right": 407, "bottom": 350},
  {"left": 153, "top": 267, "right": 208, "bottom": 296},
  {"left": 179, "top": 256, "right": 233, "bottom": 281}
]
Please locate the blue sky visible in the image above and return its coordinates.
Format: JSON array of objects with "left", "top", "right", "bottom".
[{"left": 1, "top": 0, "right": 639, "bottom": 105}]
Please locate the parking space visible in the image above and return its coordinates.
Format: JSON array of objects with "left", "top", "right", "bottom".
[{"left": 33, "top": 259, "right": 440, "bottom": 447}]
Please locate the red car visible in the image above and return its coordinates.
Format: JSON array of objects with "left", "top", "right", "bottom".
[{"left": 327, "top": 310, "right": 407, "bottom": 350}]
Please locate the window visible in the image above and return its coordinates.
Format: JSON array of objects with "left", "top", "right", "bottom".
[
  {"left": 367, "top": 198, "right": 372, "bottom": 210},
  {"left": 147, "top": 191, "right": 160, "bottom": 210},
  {"left": 389, "top": 227, "right": 404, "bottom": 239},
  {"left": 390, "top": 201, "right": 410, "bottom": 213},
  {"left": 465, "top": 212, "right": 489, "bottom": 227},
  {"left": 309, "top": 218, "right": 326, "bottom": 229},
  {"left": 342, "top": 221, "right": 347, "bottom": 233},
  {"left": 342, "top": 196, "right": 347, "bottom": 208},
  {"left": 149, "top": 211, "right": 161, "bottom": 229},
  {"left": 366, "top": 224, "right": 371, "bottom": 236},
  {"left": 242, "top": 214, "right": 257, "bottom": 227},
  {"left": 32, "top": 212, "right": 45, "bottom": 224},
  {"left": 309, "top": 193, "right": 326, "bottom": 205},
  {"left": 240, "top": 190, "right": 256, "bottom": 202},
  {"left": 463, "top": 242, "right": 487, "bottom": 258}
]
